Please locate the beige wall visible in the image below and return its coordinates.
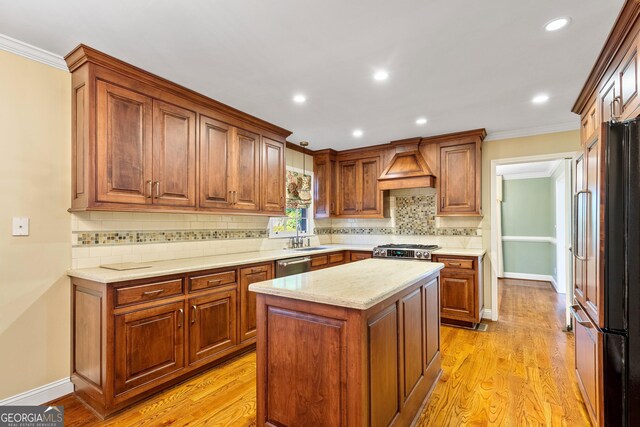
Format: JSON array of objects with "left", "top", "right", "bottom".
[
  {"left": 480, "top": 130, "right": 581, "bottom": 314},
  {"left": 0, "top": 51, "right": 72, "bottom": 399}
]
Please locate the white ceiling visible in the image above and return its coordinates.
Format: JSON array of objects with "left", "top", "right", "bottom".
[
  {"left": 0, "top": 0, "right": 624, "bottom": 150},
  {"left": 497, "top": 160, "right": 561, "bottom": 180}
]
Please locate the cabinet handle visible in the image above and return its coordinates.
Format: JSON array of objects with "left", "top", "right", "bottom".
[
  {"left": 229, "top": 190, "right": 234, "bottom": 204},
  {"left": 233, "top": 191, "right": 238, "bottom": 204},
  {"left": 146, "top": 180, "right": 152, "bottom": 199},
  {"left": 191, "top": 305, "right": 197, "bottom": 324},
  {"left": 178, "top": 309, "right": 183, "bottom": 328},
  {"left": 207, "top": 279, "right": 222, "bottom": 287},
  {"left": 142, "top": 289, "right": 164, "bottom": 296},
  {"left": 448, "top": 262, "right": 461, "bottom": 267},
  {"left": 441, "top": 195, "right": 445, "bottom": 208},
  {"left": 280, "top": 195, "right": 284, "bottom": 206},
  {"left": 250, "top": 268, "right": 263, "bottom": 274},
  {"left": 610, "top": 96, "right": 622, "bottom": 122},
  {"left": 570, "top": 304, "right": 593, "bottom": 328},
  {"left": 154, "top": 181, "right": 160, "bottom": 199},
  {"left": 573, "top": 190, "right": 590, "bottom": 261}
]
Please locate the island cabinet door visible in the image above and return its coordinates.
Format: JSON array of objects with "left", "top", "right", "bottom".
[
  {"left": 239, "top": 263, "right": 273, "bottom": 342},
  {"left": 423, "top": 278, "right": 440, "bottom": 368},
  {"left": 114, "top": 301, "right": 185, "bottom": 395},
  {"left": 187, "top": 287, "right": 238, "bottom": 366},
  {"left": 402, "top": 288, "right": 425, "bottom": 401}
]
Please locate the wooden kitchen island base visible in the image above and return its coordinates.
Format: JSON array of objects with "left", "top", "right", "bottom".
[{"left": 252, "top": 263, "right": 442, "bottom": 427}]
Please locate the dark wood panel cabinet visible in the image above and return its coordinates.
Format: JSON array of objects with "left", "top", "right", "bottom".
[
  {"left": 433, "top": 254, "right": 484, "bottom": 328},
  {"left": 437, "top": 140, "right": 481, "bottom": 216},
  {"left": 336, "top": 156, "right": 384, "bottom": 218},
  {"left": 67, "top": 45, "right": 290, "bottom": 215},
  {"left": 255, "top": 272, "right": 441, "bottom": 427},
  {"left": 239, "top": 263, "right": 273, "bottom": 342},
  {"left": 313, "top": 150, "right": 338, "bottom": 218},
  {"left": 261, "top": 137, "right": 285, "bottom": 213},
  {"left": 188, "top": 286, "right": 237, "bottom": 366},
  {"left": 574, "top": 304, "right": 602, "bottom": 426},
  {"left": 114, "top": 301, "right": 185, "bottom": 395},
  {"left": 95, "top": 80, "right": 153, "bottom": 205}
]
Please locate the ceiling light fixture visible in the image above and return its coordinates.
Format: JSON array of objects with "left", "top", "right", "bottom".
[
  {"left": 545, "top": 17, "right": 571, "bottom": 32},
  {"left": 532, "top": 94, "right": 550, "bottom": 104},
  {"left": 352, "top": 129, "right": 364, "bottom": 138},
  {"left": 373, "top": 70, "right": 389, "bottom": 81},
  {"left": 293, "top": 94, "right": 306, "bottom": 104},
  {"left": 416, "top": 117, "right": 427, "bottom": 125}
]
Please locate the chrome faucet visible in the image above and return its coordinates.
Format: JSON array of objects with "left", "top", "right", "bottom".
[{"left": 288, "top": 218, "right": 306, "bottom": 248}]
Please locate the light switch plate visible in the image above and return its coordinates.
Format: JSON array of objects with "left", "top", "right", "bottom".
[{"left": 12, "top": 217, "right": 29, "bottom": 236}]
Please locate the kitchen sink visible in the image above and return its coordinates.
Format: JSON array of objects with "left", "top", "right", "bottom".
[{"left": 293, "top": 246, "right": 332, "bottom": 251}]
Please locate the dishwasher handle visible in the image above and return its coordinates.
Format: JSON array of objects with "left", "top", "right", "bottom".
[{"left": 278, "top": 257, "right": 311, "bottom": 267}]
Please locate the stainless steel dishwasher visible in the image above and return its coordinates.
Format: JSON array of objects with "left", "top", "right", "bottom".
[{"left": 275, "top": 256, "right": 311, "bottom": 278}]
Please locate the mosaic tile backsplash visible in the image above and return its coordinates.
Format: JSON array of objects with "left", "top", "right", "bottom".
[{"left": 75, "top": 229, "right": 268, "bottom": 246}]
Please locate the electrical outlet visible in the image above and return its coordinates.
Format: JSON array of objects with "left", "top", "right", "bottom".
[{"left": 12, "top": 217, "right": 29, "bottom": 236}]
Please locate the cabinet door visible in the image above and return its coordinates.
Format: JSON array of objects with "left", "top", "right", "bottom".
[
  {"left": 402, "top": 288, "right": 424, "bottom": 400},
  {"left": 314, "top": 156, "right": 330, "bottom": 218},
  {"left": 585, "top": 138, "right": 601, "bottom": 325},
  {"left": 359, "top": 157, "right": 381, "bottom": 215},
  {"left": 600, "top": 75, "right": 619, "bottom": 124},
  {"left": 152, "top": 100, "right": 196, "bottom": 207},
  {"left": 114, "top": 301, "right": 185, "bottom": 394},
  {"left": 574, "top": 154, "right": 587, "bottom": 308},
  {"left": 424, "top": 278, "right": 440, "bottom": 368},
  {"left": 349, "top": 251, "right": 372, "bottom": 262},
  {"left": 199, "top": 116, "right": 233, "bottom": 209},
  {"left": 188, "top": 287, "right": 237, "bottom": 365},
  {"left": 228, "top": 128, "right": 261, "bottom": 211},
  {"left": 574, "top": 304, "right": 600, "bottom": 426},
  {"left": 338, "top": 160, "right": 358, "bottom": 215},
  {"left": 261, "top": 137, "right": 285, "bottom": 213},
  {"left": 440, "top": 272, "right": 476, "bottom": 322},
  {"left": 619, "top": 44, "right": 639, "bottom": 120},
  {"left": 438, "top": 142, "right": 479, "bottom": 215},
  {"left": 96, "top": 80, "right": 153, "bottom": 205},
  {"left": 239, "top": 263, "right": 273, "bottom": 341}
]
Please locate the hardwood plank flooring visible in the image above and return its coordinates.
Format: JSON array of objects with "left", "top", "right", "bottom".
[{"left": 53, "top": 279, "right": 590, "bottom": 426}]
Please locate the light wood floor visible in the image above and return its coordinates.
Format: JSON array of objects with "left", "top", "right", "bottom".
[{"left": 54, "top": 279, "right": 591, "bottom": 426}]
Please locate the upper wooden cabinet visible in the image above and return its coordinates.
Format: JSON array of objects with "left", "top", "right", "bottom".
[
  {"left": 313, "top": 150, "right": 338, "bottom": 218},
  {"left": 437, "top": 139, "right": 482, "bottom": 216},
  {"left": 66, "top": 45, "right": 290, "bottom": 215},
  {"left": 312, "top": 130, "right": 484, "bottom": 219},
  {"left": 336, "top": 155, "right": 384, "bottom": 217}
]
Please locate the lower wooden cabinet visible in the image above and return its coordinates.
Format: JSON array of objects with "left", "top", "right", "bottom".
[
  {"left": 188, "top": 286, "right": 238, "bottom": 366},
  {"left": 114, "top": 301, "right": 185, "bottom": 395},
  {"left": 239, "top": 263, "right": 273, "bottom": 342},
  {"left": 573, "top": 303, "right": 602, "bottom": 426},
  {"left": 350, "top": 250, "right": 373, "bottom": 262},
  {"left": 432, "top": 254, "right": 484, "bottom": 327}
]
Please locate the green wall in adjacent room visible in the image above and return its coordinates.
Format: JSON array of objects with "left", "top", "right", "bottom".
[{"left": 501, "top": 177, "right": 556, "bottom": 276}]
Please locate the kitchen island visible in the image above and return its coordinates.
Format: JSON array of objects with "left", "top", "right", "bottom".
[{"left": 249, "top": 258, "right": 444, "bottom": 427}]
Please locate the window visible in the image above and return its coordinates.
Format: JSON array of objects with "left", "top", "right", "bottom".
[{"left": 269, "top": 208, "right": 309, "bottom": 238}]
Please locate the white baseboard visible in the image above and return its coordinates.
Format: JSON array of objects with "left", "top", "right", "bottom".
[
  {"left": 0, "top": 378, "right": 73, "bottom": 406},
  {"left": 482, "top": 308, "right": 493, "bottom": 319}
]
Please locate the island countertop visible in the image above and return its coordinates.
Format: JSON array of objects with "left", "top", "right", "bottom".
[{"left": 249, "top": 258, "right": 444, "bottom": 310}]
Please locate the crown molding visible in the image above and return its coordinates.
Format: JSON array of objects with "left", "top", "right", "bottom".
[
  {"left": 0, "top": 33, "right": 67, "bottom": 71},
  {"left": 484, "top": 121, "right": 579, "bottom": 142}
]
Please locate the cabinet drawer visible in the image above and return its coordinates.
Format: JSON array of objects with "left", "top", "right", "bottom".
[
  {"left": 438, "top": 258, "right": 474, "bottom": 270},
  {"left": 328, "top": 252, "right": 346, "bottom": 264},
  {"left": 350, "top": 251, "right": 372, "bottom": 262},
  {"left": 190, "top": 270, "right": 236, "bottom": 292},
  {"left": 115, "top": 279, "right": 183, "bottom": 307},
  {"left": 311, "top": 255, "right": 329, "bottom": 269}
]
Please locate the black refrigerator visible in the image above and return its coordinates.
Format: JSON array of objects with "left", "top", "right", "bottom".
[{"left": 574, "top": 118, "right": 640, "bottom": 426}]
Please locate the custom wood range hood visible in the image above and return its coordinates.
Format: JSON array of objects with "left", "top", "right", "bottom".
[{"left": 377, "top": 138, "right": 436, "bottom": 190}]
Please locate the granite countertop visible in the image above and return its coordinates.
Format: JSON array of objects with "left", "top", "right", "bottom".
[
  {"left": 249, "top": 258, "right": 444, "bottom": 310},
  {"left": 433, "top": 248, "right": 486, "bottom": 257},
  {"left": 66, "top": 244, "right": 375, "bottom": 283}
]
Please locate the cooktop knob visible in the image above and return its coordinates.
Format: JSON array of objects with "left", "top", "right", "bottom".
[{"left": 416, "top": 252, "right": 423, "bottom": 258}]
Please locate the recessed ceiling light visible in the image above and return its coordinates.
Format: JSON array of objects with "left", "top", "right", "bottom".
[
  {"left": 545, "top": 17, "right": 570, "bottom": 32},
  {"left": 293, "top": 94, "right": 306, "bottom": 104},
  {"left": 352, "top": 129, "right": 364, "bottom": 138},
  {"left": 416, "top": 117, "right": 427, "bottom": 125},
  {"left": 373, "top": 70, "right": 389, "bottom": 81},
  {"left": 532, "top": 94, "right": 550, "bottom": 104}
]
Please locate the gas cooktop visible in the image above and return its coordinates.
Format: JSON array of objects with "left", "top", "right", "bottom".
[{"left": 372, "top": 244, "right": 440, "bottom": 260}]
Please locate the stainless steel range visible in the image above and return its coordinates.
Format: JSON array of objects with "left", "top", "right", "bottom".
[{"left": 372, "top": 244, "right": 440, "bottom": 261}]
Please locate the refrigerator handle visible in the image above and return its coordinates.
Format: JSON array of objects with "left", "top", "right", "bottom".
[
  {"left": 570, "top": 304, "right": 593, "bottom": 328},
  {"left": 573, "top": 190, "right": 589, "bottom": 261}
]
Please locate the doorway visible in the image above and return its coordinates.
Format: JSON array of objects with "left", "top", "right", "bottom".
[{"left": 490, "top": 153, "right": 576, "bottom": 328}]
